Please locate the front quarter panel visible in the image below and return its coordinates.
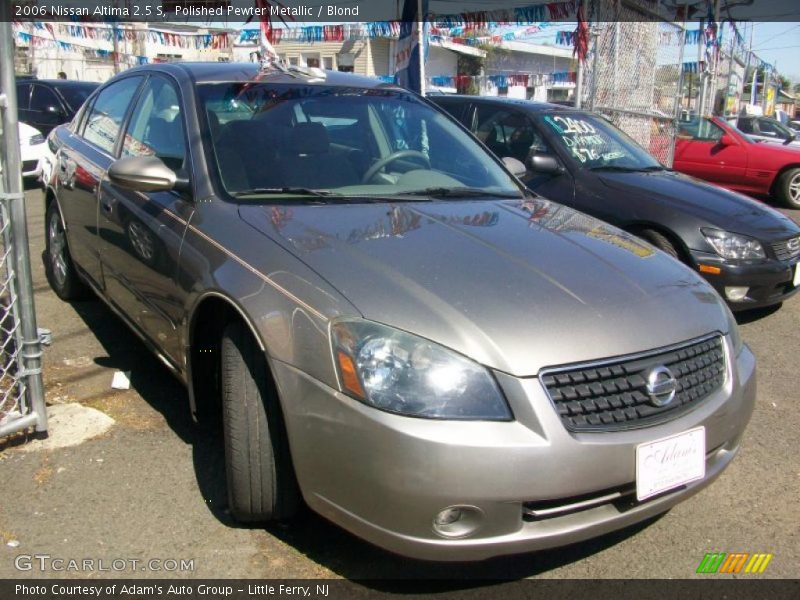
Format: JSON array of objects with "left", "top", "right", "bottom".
[{"left": 179, "top": 200, "right": 361, "bottom": 388}]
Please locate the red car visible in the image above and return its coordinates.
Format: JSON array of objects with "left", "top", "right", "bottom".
[{"left": 673, "top": 116, "right": 800, "bottom": 209}]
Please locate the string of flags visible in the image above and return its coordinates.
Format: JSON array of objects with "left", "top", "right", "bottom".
[
  {"left": 238, "top": 21, "right": 552, "bottom": 46},
  {"left": 13, "top": 21, "right": 230, "bottom": 56},
  {"left": 681, "top": 61, "right": 706, "bottom": 74}
]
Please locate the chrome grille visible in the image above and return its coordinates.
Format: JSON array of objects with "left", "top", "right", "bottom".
[
  {"left": 541, "top": 336, "right": 725, "bottom": 432},
  {"left": 773, "top": 236, "right": 800, "bottom": 262}
]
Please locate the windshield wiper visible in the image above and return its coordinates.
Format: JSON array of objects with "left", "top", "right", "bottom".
[
  {"left": 232, "top": 187, "right": 335, "bottom": 198},
  {"left": 399, "top": 187, "right": 522, "bottom": 199}
]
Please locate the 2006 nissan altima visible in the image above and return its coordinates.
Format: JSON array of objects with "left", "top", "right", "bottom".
[{"left": 43, "top": 63, "right": 755, "bottom": 560}]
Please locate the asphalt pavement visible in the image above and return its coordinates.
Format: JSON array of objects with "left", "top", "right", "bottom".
[{"left": 0, "top": 186, "right": 798, "bottom": 582}]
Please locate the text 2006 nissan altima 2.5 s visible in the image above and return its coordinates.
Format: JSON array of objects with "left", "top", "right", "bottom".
[{"left": 44, "top": 63, "right": 755, "bottom": 561}]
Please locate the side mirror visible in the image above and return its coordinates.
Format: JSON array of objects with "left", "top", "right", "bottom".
[
  {"left": 719, "top": 134, "right": 738, "bottom": 147},
  {"left": 502, "top": 156, "right": 527, "bottom": 178},
  {"left": 108, "top": 155, "right": 178, "bottom": 192},
  {"left": 528, "top": 153, "right": 563, "bottom": 174}
]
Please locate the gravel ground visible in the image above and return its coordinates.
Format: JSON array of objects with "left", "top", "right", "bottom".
[{"left": 0, "top": 187, "right": 797, "bottom": 582}]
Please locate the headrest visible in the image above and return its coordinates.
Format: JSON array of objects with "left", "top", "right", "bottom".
[{"left": 288, "top": 122, "right": 330, "bottom": 155}]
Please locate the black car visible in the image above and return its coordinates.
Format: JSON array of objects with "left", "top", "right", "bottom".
[
  {"left": 432, "top": 95, "right": 800, "bottom": 310},
  {"left": 16, "top": 79, "right": 99, "bottom": 136}
]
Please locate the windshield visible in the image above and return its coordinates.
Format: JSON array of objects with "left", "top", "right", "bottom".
[
  {"left": 197, "top": 83, "right": 521, "bottom": 199},
  {"left": 538, "top": 112, "right": 663, "bottom": 171},
  {"left": 56, "top": 83, "right": 98, "bottom": 111}
]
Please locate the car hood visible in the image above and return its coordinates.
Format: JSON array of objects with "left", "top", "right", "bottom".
[
  {"left": 239, "top": 198, "right": 729, "bottom": 377},
  {"left": 749, "top": 136, "right": 800, "bottom": 149},
  {"left": 596, "top": 170, "right": 799, "bottom": 240},
  {"left": 18, "top": 122, "right": 42, "bottom": 146}
]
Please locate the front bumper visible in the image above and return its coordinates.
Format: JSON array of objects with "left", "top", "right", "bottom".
[
  {"left": 690, "top": 249, "right": 799, "bottom": 310},
  {"left": 272, "top": 338, "right": 756, "bottom": 561},
  {"left": 20, "top": 141, "right": 46, "bottom": 178}
]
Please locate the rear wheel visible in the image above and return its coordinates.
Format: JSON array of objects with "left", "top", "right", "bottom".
[
  {"left": 45, "top": 201, "right": 88, "bottom": 300},
  {"left": 775, "top": 168, "right": 800, "bottom": 209},
  {"left": 640, "top": 228, "right": 680, "bottom": 260},
  {"left": 221, "top": 321, "right": 299, "bottom": 522}
]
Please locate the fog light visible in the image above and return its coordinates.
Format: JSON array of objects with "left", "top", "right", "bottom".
[
  {"left": 432, "top": 505, "right": 484, "bottom": 538},
  {"left": 725, "top": 286, "right": 749, "bottom": 302}
]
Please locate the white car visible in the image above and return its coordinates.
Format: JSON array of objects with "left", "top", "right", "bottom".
[
  {"left": 733, "top": 115, "right": 800, "bottom": 149},
  {"left": 19, "top": 121, "right": 47, "bottom": 179}
]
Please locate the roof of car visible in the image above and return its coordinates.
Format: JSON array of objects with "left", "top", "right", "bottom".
[
  {"left": 432, "top": 94, "right": 573, "bottom": 112},
  {"left": 119, "top": 62, "right": 395, "bottom": 89},
  {"left": 37, "top": 79, "right": 99, "bottom": 86}
]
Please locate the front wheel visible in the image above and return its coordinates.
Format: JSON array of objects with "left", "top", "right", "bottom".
[
  {"left": 221, "top": 321, "right": 299, "bottom": 522},
  {"left": 775, "top": 168, "right": 800, "bottom": 209},
  {"left": 640, "top": 228, "right": 680, "bottom": 260}
]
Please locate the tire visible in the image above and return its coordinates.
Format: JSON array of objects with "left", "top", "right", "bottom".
[
  {"left": 640, "top": 228, "right": 680, "bottom": 260},
  {"left": 775, "top": 168, "right": 800, "bottom": 209},
  {"left": 44, "top": 200, "right": 88, "bottom": 301},
  {"left": 221, "top": 321, "right": 299, "bottom": 522}
]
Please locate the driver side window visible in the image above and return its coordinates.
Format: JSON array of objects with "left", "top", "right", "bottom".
[
  {"left": 757, "top": 119, "right": 784, "bottom": 138},
  {"left": 475, "top": 107, "right": 551, "bottom": 164},
  {"left": 122, "top": 76, "right": 186, "bottom": 171},
  {"left": 679, "top": 117, "right": 724, "bottom": 142}
]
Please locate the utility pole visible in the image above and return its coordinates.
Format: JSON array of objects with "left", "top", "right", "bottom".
[
  {"left": 574, "top": 0, "right": 588, "bottom": 108},
  {"left": 417, "top": 0, "right": 426, "bottom": 97},
  {"left": 28, "top": 22, "right": 36, "bottom": 76}
]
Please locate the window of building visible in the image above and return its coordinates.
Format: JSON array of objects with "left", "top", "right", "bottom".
[
  {"left": 302, "top": 53, "right": 321, "bottom": 68},
  {"left": 337, "top": 52, "right": 355, "bottom": 73}
]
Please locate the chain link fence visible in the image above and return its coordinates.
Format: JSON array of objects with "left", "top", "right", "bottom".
[
  {"left": 0, "top": 13, "right": 48, "bottom": 441},
  {"left": 581, "top": 3, "right": 686, "bottom": 166}
]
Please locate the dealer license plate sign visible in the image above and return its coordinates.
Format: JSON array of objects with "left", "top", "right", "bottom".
[
  {"left": 794, "top": 263, "right": 800, "bottom": 288},
  {"left": 636, "top": 427, "right": 705, "bottom": 501}
]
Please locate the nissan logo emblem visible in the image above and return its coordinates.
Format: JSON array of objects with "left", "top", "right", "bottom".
[{"left": 646, "top": 366, "right": 678, "bottom": 407}]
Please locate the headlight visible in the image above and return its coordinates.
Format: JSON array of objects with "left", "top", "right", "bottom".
[
  {"left": 331, "top": 320, "right": 512, "bottom": 420},
  {"left": 724, "top": 305, "right": 743, "bottom": 356},
  {"left": 28, "top": 134, "right": 45, "bottom": 146},
  {"left": 702, "top": 228, "right": 765, "bottom": 260}
]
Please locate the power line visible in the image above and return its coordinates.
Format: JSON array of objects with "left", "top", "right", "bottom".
[{"left": 751, "top": 44, "right": 800, "bottom": 51}]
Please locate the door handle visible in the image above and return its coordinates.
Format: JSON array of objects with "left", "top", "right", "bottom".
[{"left": 101, "top": 199, "right": 113, "bottom": 214}]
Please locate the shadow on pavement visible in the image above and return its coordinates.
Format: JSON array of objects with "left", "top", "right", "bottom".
[
  {"left": 265, "top": 511, "right": 664, "bottom": 586},
  {"left": 60, "top": 288, "right": 666, "bottom": 584},
  {"left": 62, "top": 293, "right": 232, "bottom": 528},
  {"left": 734, "top": 303, "right": 782, "bottom": 324}
]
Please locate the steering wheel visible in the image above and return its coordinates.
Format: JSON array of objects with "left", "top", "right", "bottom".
[{"left": 362, "top": 150, "right": 431, "bottom": 183}]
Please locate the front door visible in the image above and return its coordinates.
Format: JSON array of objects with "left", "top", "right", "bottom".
[
  {"left": 98, "top": 74, "right": 193, "bottom": 365},
  {"left": 472, "top": 104, "right": 576, "bottom": 204},
  {"left": 673, "top": 117, "right": 748, "bottom": 187}
]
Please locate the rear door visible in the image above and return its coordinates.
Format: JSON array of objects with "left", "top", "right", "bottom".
[
  {"left": 29, "top": 84, "right": 67, "bottom": 136},
  {"left": 673, "top": 117, "right": 748, "bottom": 186},
  {"left": 97, "top": 74, "right": 193, "bottom": 364},
  {"left": 56, "top": 76, "right": 144, "bottom": 288},
  {"left": 15, "top": 83, "right": 32, "bottom": 125}
]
